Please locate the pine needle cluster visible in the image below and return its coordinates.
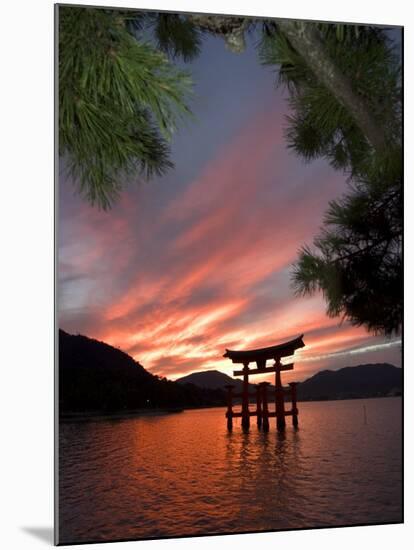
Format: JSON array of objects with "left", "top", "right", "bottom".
[{"left": 59, "top": 7, "right": 193, "bottom": 209}]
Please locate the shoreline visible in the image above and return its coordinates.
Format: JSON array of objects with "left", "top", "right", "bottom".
[
  {"left": 60, "top": 407, "right": 184, "bottom": 423},
  {"left": 59, "top": 395, "right": 401, "bottom": 423}
]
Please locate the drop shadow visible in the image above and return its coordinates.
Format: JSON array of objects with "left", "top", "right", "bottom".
[{"left": 21, "top": 526, "right": 54, "bottom": 545}]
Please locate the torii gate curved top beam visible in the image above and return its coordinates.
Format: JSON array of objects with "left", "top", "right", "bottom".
[{"left": 223, "top": 334, "right": 305, "bottom": 364}]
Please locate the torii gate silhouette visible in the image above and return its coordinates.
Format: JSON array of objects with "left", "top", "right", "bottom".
[{"left": 223, "top": 335, "right": 305, "bottom": 431}]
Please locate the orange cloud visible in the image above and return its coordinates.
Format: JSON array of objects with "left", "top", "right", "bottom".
[{"left": 59, "top": 106, "right": 400, "bottom": 382}]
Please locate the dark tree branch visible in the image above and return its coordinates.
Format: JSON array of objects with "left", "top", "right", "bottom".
[
  {"left": 276, "top": 20, "right": 388, "bottom": 154},
  {"left": 183, "top": 17, "right": 388, "bottom": 153},
  {"left": 185, "top": 14, "right": 250, "bottom": 53}
]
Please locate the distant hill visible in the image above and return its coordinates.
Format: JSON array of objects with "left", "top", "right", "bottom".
[
  {"left": 59, "top": 330, "right": 226, "bottom": 415},
  {"left": 176, "top": 370, "right": 275, "bottom": 397},
  {"left": 177, "top": 370, "right": 248, "bottom": 391},
  {"left": 297, "top": 363, "right": 402, "bottom": 401},
  {"left": 177, "top": 363, "right": 402, "bottom": 402}
]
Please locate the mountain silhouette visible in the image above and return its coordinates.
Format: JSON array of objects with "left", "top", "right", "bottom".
[
  {"left": 297, "top": 363, "right": 402, "bottom": 401},
  {"left": 59, "top": 330, "right": 402, "bottom": 417},
  {"left": 177, "top": 363, "right": 401, "bottom": 401},
  {"left": 177, "top": 369, "right": 255, "bottom": 391},
  {"left": 59, "top": 329, "right": 226, "bottom": 415}
]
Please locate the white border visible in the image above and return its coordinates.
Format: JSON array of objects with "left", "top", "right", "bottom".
[{"left": 1, "top": 1, "right": 412, "bottom": 548}]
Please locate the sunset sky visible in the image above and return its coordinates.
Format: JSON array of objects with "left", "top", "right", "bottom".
[{"left": 58, "top": 31, "right": 401, "bottom": 383}]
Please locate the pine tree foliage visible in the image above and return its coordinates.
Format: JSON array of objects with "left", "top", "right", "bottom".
[
  {"left": 260, "top": 23, "right": 401, "bottom": 176},
  {"left": 146, "top": 13, "right": 203, "bottom": 61},
  {"left": 59, "top": 7, "right": 193, "bottom": 209},
  {"left": 260, "top": 22, "right": 402, "bottom": 335},
  {"left": 293, "top": 180, "right": 402, "bottom": 335}
]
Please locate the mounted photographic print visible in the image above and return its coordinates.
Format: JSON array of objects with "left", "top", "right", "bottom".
[{"left": 56, "top": 3, "right": 403, "bottom": 545}]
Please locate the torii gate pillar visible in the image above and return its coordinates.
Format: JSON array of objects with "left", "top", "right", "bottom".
[
  {"left": 275, "top": 363, "right": 286, "bottom": 431},
  {"left": 241, "top": 363, "right": 250, "bottom": 431}
]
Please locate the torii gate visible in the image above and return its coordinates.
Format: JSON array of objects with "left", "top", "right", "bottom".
[{"left": 223, "top": 335, "right": 305, "bottom": 431}]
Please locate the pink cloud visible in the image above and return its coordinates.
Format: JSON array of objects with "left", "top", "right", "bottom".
[{"left": 59, "top": 106, "right": 392, "bottom": 380}]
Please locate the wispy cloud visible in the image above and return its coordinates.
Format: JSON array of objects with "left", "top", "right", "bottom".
[
  {"left": 59, "top": 106, "right": 401, "bottom": 380},
  {"left": 298, "top": 339, "right": 402, "bottom": 364}
]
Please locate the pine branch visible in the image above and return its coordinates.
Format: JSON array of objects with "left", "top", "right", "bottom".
[
  {"left": 59, "top": 7, "right": 193, "bottom": 209},
  {"left": 277, "top": 20, "right": 388, "bottom": 153}
]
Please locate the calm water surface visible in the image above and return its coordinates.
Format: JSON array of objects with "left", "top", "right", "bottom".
[{"left": 58, "top": 397, "right": 402, "bottom": 544}]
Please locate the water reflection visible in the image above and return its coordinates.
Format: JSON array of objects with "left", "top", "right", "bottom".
[{"left": 59, "top": 398, "right": 402, "bottom": 544}]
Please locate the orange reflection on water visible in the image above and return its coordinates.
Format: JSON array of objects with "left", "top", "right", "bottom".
[{"left": 59, "top": 398, "right": 402, "bottom": 544}]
